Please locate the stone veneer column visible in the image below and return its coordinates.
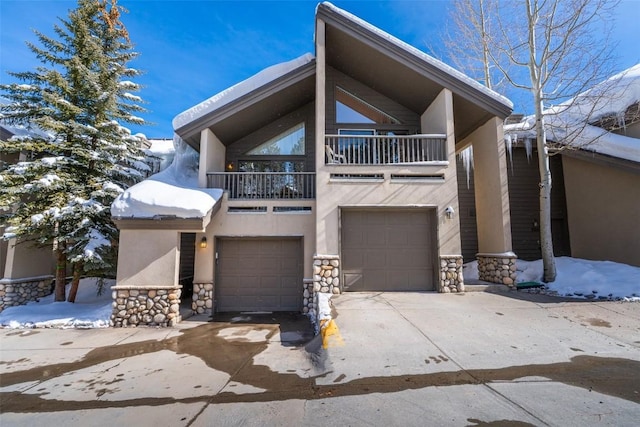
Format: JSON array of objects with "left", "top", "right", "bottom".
[
  {"left": 439, "top": 255, "right": 465, "bottom": 293},
  {"left": 192, "top": 282, "right": 214, "bottom": 315},
  {"left": 302, "top": 278, "right": 315, "bottom": 316},
  {"left": 110, "top": 285, "right": 182, "bottom": 327},
  {"left": 0, "top": 276, "right": 54, "bottom": 312},
  {"left": 313, "top": 255, "right": 341, "bottom": 295},
  {"left": 477, "top": 253, "right": 517, "bottom": 286}
]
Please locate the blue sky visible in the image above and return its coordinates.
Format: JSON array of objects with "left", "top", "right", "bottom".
[{"left": 1, "top": 0, "right": 638, "bottom": 138}]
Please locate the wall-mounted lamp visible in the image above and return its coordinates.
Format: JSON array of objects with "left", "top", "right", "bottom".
[
  {"left": 200, "top": 237, "right": 208, "bottom": 249},
  {"left": 226, "top": 161, "right": 234, "bottom": 171},
  {"left": 444, "top": 206, "right": 455, "bottom": 220}
]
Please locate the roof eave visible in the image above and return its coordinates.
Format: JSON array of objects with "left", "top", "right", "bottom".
[
  {"left": 316, "top": 3, "right": 512, "bottom": 119},
  {"left": 175, "top": 60, "right": 316, "bottom": 148}
]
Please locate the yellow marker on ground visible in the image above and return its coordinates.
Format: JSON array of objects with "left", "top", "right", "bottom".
[{"left": 320, "top": 319, "right": 344, "bottom": 349}]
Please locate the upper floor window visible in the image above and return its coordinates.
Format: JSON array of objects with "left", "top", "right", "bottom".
[
  {"left": 246, "top": 123, "right": 305, "bottom": 155},
  {"left": 335, "top": 86, "right": 400, "bottom": 125}
]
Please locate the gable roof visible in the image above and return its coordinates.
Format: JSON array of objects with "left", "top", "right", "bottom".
[
  {"left": 173, "top": 3, "right": 513, "bottom": 148},
  {"left": 173, "top": 54, "right": 316, "bottom": 148},
  {"left": 317, "top": 2, "right": 512, "bottom": 141}
]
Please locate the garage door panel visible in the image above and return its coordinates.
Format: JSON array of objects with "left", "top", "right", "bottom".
[
  {"left": 216, "top": 238, "right": 302, "bottom": 312},
  {"left": 342, "top": 209, "right": 435, "bottom": 291}
]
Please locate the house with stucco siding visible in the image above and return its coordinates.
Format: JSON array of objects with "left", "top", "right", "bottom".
[{"left": 109, "top": 2, "right": 516, "bottom": 327}]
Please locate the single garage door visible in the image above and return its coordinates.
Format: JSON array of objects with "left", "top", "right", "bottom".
[
  {"left": 342, "top": 209, "right": 436, "bottom": 291},
  {"left": 215, "top": 238, "right": 302, "bottom": 312}
]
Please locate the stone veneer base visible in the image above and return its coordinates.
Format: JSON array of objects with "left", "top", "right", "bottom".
[
  {"left": 192, "top": 282, "right": 214, "bottom": 315},
  {"left": 111, "top": 286, "right": 182, "bottom": 327},
  {"left": 477, "top": 253, "right": 518, "bottom": 286},
  {"left": 308, "top": 255, "right": 341, "bottom": 330},
  {"left": 439, "top": 255, "right": 464, "bottom": 293},
  {"left": 0, "top": 276, "right": 54, "bottom": 312}
]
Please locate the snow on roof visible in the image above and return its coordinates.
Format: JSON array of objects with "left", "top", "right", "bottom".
[
  {"left": 319, "top": 2, "right": 513, "bottom": 110},
  {"left": 111, "top": 136, "right": 222, "bottom": 219},
  {"left": 504, "top": 63, "right": 640, "bottom": 163},
  {"left": 172, "top": 53, "right": 315, "bottom": 132}
]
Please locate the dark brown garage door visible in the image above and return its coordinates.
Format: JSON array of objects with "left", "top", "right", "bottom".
[
  {"left": 215, "top": 238, "right": 302, "bottom": 312},
  {"left": 341, "top": 209, "right": 436, "bottom": 291}
]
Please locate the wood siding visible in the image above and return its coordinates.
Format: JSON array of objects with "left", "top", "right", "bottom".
[{"left": 457, "top": 147, "right": 570, "bottom": 262}]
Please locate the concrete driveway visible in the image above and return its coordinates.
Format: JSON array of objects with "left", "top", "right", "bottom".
[{"left": 1, "top": 291, "right": 639, "bottom": 426}]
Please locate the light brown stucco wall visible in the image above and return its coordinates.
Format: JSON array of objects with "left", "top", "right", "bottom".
[
  {"left": 116, "top": 229, "right": 180, "bottom": 287},
  {"left": 461, "top": 117, "right": 513, "bottom": 254},
  {"left": 315, "top": 88, "right": 462, "bottom": 257},
  {"left": 194, "top": 198, "right": 317, "bottom": 284},
  {"left": 562, "top": 155, "right": 640, "bottom": 267},
  {"left": 2, "top": 238, "right": 53, "bottom": 280}
]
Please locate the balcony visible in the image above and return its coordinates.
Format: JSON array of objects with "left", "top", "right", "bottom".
[
  {"left": 207, "top": 172, "right": 315, "bottom": 200},
  {"left": 324, "top": 134, "right": 447, "bottom": 165}
]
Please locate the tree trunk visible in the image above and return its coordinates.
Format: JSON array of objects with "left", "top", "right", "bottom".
[
  {"left": 54, "top": 243, "right": 67, "bottom": 302},
  {"left": 67, "top": 262, "right": 82, "bottom": 303},
  {"left": 534, "top": 97, "right": 557, "bottom": 282}
]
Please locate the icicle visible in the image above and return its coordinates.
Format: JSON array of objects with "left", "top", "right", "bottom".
[
  {"left": 504, "top": 133, "right": 514, "bottom": 171},
  {"left": 524, "top": 138, "right": 533, "bottom": 161},
  {"left": 458, "top": 146, "right": 474, "bottom": 189}
]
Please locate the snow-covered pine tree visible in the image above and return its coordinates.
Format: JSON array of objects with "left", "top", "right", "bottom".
[{"left": 0, "top": 0, "right": 149, "bottom": 302}]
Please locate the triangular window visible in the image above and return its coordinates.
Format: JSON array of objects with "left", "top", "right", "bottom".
[
  {"left": 335, "top": 86, "right": 400, "bottom": 124},
  {"left": 246, "top": 123, "right": 305, "bottom": 155}
]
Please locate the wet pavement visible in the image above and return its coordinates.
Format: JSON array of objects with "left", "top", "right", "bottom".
[{"left": 1, "top": 291, "right": 639, "bottom": 426}]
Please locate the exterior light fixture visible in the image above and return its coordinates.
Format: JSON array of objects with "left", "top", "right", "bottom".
[
  {"left": 200, "top": 237, "right": 207, "bottom": 249},
  {"left": 226, "top": 161, "right": 234, "bottom": 171},
  {"left": 444, "top": 206, "right": 455, "bottom": 220}
]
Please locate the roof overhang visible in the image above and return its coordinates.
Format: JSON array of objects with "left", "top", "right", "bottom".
[
  {"left": 112, "top": 202, "right": 221, "bottom": 231},
  {"left": 316, "top": 3, "right": 513, "bottom": 141},
  {"left": 175, "top": 61, "right": 316, "bottom": 150}
]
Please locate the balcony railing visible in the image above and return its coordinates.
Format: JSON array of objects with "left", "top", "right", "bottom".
[
  {"left": 207, "top": 172, "right": 315, "bottom": 200},
  {"left": 325, "top": 134, "right": 447, "bottom": 165}
]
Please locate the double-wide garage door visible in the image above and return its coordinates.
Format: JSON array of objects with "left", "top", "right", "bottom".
[
  {"left": 342, "top": 209, "right": 436, "bottom": 291},
  {"left": 215, "top": 238, "right": 302, "bottom": 312}
]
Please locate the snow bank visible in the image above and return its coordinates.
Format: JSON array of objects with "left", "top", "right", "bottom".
[
  {"left": 464, "top": 257, "right": 640, "bottom": 301},
  {"left": 111, "top": 136, "right": 222, "bottom": 219},
  {"left": 0, "top": 278, "right": 113, "bottom": 329},
  {"left": 172, "top": 53, "right": 315, "bottom": 131}
]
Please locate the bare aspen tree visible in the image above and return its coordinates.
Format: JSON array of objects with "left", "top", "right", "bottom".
[{"left": 445, "top": 0, "right": 619, "bottom": 282}]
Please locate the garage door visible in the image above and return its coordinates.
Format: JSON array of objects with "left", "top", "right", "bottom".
[
  {"left": 215, "top": 238, "right": 302, "bottom": 312},
  {"left": 341, "top": 209, "right": 436, "bottom": 291}
]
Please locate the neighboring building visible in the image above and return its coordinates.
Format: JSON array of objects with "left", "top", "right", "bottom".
[
  {"left": 503, "top": 64, "right": 640, "bottom": 268},
  {"left": 0, "top": 123, "right": 172, "bottom": 311},
  {"left": 0, "top": 123, "right": 56, "bottom": 312},
  {"left": 110, "top": 3, "right": 515, "bottom": 327}
]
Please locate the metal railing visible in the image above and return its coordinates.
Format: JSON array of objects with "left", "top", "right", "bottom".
[
  {"left": 324, "top": 134, "right": 447, "bottom": 165},
  {"left": 207, "top": 172, "right": 315, "bottom": 200}
]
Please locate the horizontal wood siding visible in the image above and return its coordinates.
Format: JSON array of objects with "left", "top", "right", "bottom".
[
  {"left": 456, "top": 156, "right": 478, "bottom": 263},
  {"left": 457, "top": 147, "right": 571, "bottom": 263}
]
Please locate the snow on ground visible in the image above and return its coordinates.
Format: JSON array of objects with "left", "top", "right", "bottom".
[
  {"left": 0, "top": 278, "right": 113, "bottom": 329},
  {"left": 1, "top": 257, "right": 638, "bottom": 329},
  {"left": 464, "top": 257, "right": 640, "bottom": 301}
]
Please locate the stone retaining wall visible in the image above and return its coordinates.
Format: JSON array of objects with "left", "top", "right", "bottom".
[
  {"left": 477, "top": 253, "right": 517, "bottom": 286},
  {"left": 192, "top": 282, "right": 214, "bottom": 315},
  {"left": 110, "top": 286, "right": 182, "bottom": 327},
  {"left": 439, "top": 255, "right": 464, "bottom": 293},
  {"left": 0, "top": 276, "right": 54, "bottom": 312}
]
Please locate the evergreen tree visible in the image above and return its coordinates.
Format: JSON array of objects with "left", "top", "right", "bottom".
[{"left": 0, "top": 0, "right": 149, "bottom": 301}]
